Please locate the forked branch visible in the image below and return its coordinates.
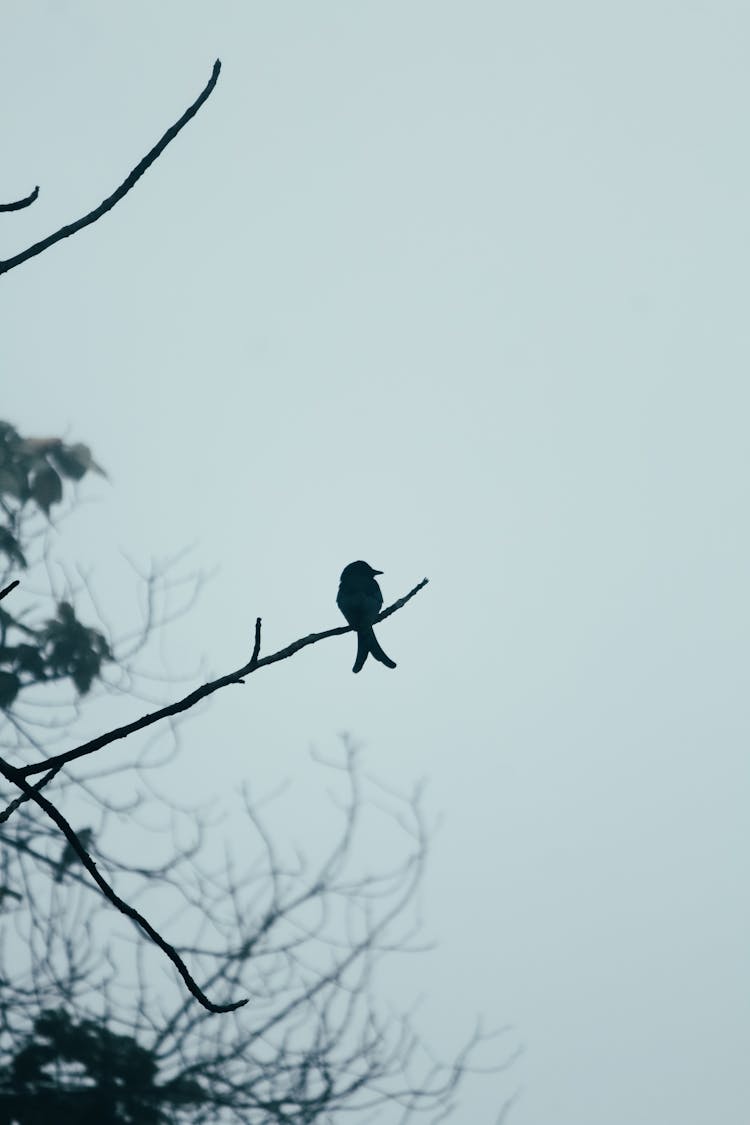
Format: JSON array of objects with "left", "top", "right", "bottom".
[
  {"left": 0, "top": 60, "right": 221, "bottom": 276},
  {"left": 21, "top": 577, "right": 429, "bottom": 780},
  {"left": 0, "top": 755, "right": 246, "bottom": 1014},
  {"left": 1, "top": 578, "right": 428, "bottom": 1011}
]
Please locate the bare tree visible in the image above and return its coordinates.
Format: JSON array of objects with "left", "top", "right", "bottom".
[
  {"left": 0, "top": 418, "right": 427, "bottom": 1010},
  {"left": 0, "top": 431, "right": 513, "bottom": 1121},
  {"left": 0, "top": 734, "right": 515, "bottom": 1123},
  {"left": 0, "top": 58, "right": 518, "bottom": 1119}
]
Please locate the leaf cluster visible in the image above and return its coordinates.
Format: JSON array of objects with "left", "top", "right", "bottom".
[
  {"left": 0, "top": 601, "right": 112, "bottom": 708},
  {"left": 0, "top": 1008, "right": 203, "bottom": 1124},
  {"left": 0, "top": 420, "right": 104, "bottom": 526},
  {"left": 0, "top": 421, "right": 111, "bottom": 709}
]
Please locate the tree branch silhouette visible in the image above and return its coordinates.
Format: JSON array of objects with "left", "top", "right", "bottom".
[
  {"left": 0, "top": 744, "right": 512, "bottom": 1117},
  {"left": 0, "top": 764, "right": 60, "bottom": 826},
  {"left": 21, "top": 577, "right": 429, "bottom": 779},
  {"left": 0, "top": 186, "right": 39, "bottom": 212},
  {"left": 0, "top": 579, "right": 427, "bottom": 1011},
  {"left": 0, "top": 59, "right": 221, "bottom": 277},
  {"left": 0, "top": 754, "right": 246, "bottom": 1014}
]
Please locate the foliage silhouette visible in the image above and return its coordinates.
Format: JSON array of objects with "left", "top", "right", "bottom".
[
  {"left": 0, "top": 431, "right": 510, "bottom": 1118},
  {"left": 0, "top": 1008, "right": 202, "bottom": 1124},
  {"left": 0, "top": 52, "right": 515, "bottom": 1118}
]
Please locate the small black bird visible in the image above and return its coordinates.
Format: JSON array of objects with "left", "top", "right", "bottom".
[
  {"left": 337, "top": 561, "right": 397, "bottom": 674},
  {"left": 54, "top": 826, "right": 94, "bottom": 883}
]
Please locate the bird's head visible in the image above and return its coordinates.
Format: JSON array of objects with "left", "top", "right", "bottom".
[{"left": 340, "top": 561, "right": 383, "bottom": 581}]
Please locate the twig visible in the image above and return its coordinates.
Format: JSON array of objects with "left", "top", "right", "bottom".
[
  {"left": 0, "top": 60, "right": 221, "bottom": 276},
  {"left": 249, "top": 616, "right": 262, "bottom": 667},
  {"left": 0, "top": 580, "right": 19, "bottom": 601},
  {"left": 21, "top": 578, "right": 429, "bottom": 779},
  {"left": 0, "top": 764, "right": 60, "bottom": 825},
  {"left": 0, "top": 754, "right": 246, "bottom": 1014},
  {"left": 0, "top": 186, "right": 39, "bottom": 212}
]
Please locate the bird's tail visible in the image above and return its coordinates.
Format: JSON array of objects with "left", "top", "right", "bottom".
[{"left": 353, "top": 626, "right": 397, "bottom": 673}]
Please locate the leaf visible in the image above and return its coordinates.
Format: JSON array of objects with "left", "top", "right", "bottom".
[
  {"left": 0, "top": 527, "right": 26, "bottom": 568},
  {"left": 0, "top": 421, "right": 20, "bottom": 443},
  {"left": 43, "top": 602, "right": 111, "bottom": 694},
  {"left": 30, "top": 465, "right": 63, "bottom": 515},
  {"left": 13, "top": 644, "right": 46, "bottom": 679},
  {"left": 50, "top": 442, "right": 106, "bottom": 481},
  {"left": 0, "top": 466, "right": 26, "bottom": 499},
  {"left": 74, "top": 443, "right": 107, "bottom": 478},
  {"left": 49, "top": 444, "right": 88, "bottom": 481},
  {"left": 57, "top": 600, "right": 75, "bottom": 624},
  {"left": 0, "top": 671, "right": 20, "bottom": 709}
]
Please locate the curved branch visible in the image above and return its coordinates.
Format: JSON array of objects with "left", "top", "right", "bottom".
[
  {"left": 0, "top": 60, "right": 221, "bottom": 277},
  {"left": 0, "top": 755, "right": 246, "bottom": 1014},
  {"left": 21, "top": 578, "right": 429, "bottom": 779},
  {"left": 0, "top": 186, "right": 39, "bottom": 212}
]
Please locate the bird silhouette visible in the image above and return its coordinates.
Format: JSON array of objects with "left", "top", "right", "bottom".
[
  {"left": 54, "top": 826, "right": 94, "bottom": 883},
  {"left": 336, "top": 561, "right": 397, "bottom": 673}
]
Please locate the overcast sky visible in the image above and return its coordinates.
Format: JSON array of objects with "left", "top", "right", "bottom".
[{"left": 2, "top": 3, "right": 749, "bottom": 1122}]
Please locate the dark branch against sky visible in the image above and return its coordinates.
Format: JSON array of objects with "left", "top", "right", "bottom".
[
  {"left": 0, "top": 185, "right": 39, "bottom": 212},
  {"left": 0, "top": 60, "right": 221, "bottom": 276}
]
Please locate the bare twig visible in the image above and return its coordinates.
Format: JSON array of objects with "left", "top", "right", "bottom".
[
  {"left": 0, "top": 744, "right": 513, "bottom": 1115},
  {"left": 0, "top": 580, "right": 19, "bottom": 600},
  {"left": 0, "top": 754, "right": 246, "bottom": 1014},
  {"left": 0, "top": 186, "right": 39, "bottom": 212},
  {"left": 21, "top": 578, "right": 429, "bottom": 779},
  {"left": 250, "top": 615, "right": 262, "bottom": 667},
  {"left": 0, "top": 60, "right": 221, "bottom": 277},
  {"left": 0, "top": 764, "right": 61, "bottom": 825}
]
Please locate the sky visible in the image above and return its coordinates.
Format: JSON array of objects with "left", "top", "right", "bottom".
[{"left": 2, "top": 2, "right": 750, "bottom": 1122}]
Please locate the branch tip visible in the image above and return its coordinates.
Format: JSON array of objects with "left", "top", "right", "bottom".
[
  {"left": 0, "top": 757, "right": 245, "bottom": 1013},
  {"left": 0, "top": 59, "right": 221, "bottom": 276},
  {"left": 0, "top": 185, "right": 39, "bottom": 212},
  {"left": 20, "top": 577, "right": 428, "bottom": 779},
  {"left": 250, "top": 617, "right": 262, "bottom": 665}
]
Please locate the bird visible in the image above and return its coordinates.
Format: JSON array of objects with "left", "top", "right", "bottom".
[
  {"left": 54, "top": 826, "right": 94, "bottom": 883},
  {"left": 336, "top": 561, "right": 397, "bottom": 674}
]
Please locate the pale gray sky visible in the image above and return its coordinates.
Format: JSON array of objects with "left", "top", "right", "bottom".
[{"left": 2, "top": 3, "right": 749, "bottom": 1122}]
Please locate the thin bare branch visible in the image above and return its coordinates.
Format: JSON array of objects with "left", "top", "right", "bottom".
[
  {"left": 0, "top": 763, "right": 61, "bottom": 825},
  {"left": 0, "top": 60, "right": 221, "bottom": 277},
  {"left": 0, "top": 755, "right": 246, "bottom": 1014},
  {"left": 0, "top": 185, "right": 39, "bottom": 212},
  {"left": 0, "top": 579, "right": 19, "bottom": 600},
  {"left": 21, "top": 578, "right": 429, "bottom": 779},
  {"left": 249, "top": 616, "right": 262, "bottom": 668}
]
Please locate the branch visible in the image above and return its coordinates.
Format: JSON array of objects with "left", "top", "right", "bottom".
[
  {"left": 0, "top": 186, "right": 39, "bottom": 212},
  {"left": 0, "top": 754, "right": 247, "bottom": 1014},
  {"left": 0, "top": 764, "right": 60, "bottom": 825},
  {"left": 0, "top": 580, "right": 19, "bottom": 601},
  {"left": 21, "top": 578, "right": 429, "bottom": 779},
  {"left": 0, "top": 60, "right": 221, "bottom": 277}
]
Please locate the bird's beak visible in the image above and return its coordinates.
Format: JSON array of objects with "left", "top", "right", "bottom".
[{"left": 372, "top": 569, "right": 383, "bottom": 575}]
